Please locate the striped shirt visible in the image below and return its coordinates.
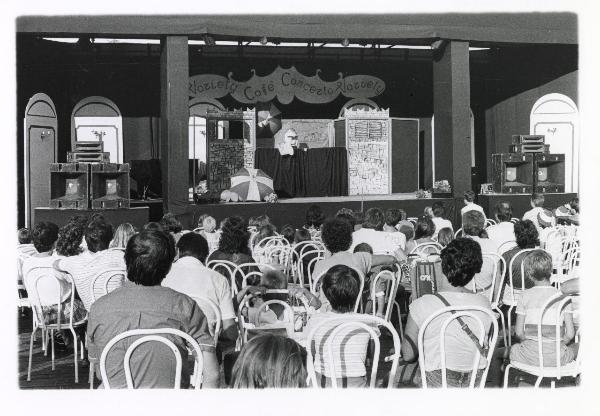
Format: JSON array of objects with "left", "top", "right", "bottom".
[
  {"left": 304, "top": 312, "right": 380, "bottom": 378},
  {"left": 56, "top": 248, "right": 126, "bottom": 311}
]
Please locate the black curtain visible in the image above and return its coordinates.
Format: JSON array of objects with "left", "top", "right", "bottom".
[{"left": 255, "top": 148, "right": 348, "bottom": 198}]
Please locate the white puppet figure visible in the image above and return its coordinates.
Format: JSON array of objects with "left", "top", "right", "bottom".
[{"left": 278, "top": 128, "right": 299, "bottom": 156}]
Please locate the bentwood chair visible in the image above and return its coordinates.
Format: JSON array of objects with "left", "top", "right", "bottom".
[
  {"left": 89, "top": 268, "right": 126, "bottom": 303},
  {"left": 99, "top": 328, "right": 204, "bottom": 389},
  {"left": 206, "top": 260, "right": 239, "bottom": 297},
  {"left": 311, "top": 267, "right": 365, "bottom": 313},
  {"left": 418, "top": 306, "right": 498, "bottom": 388},
  {"left": 368, "top": 269, "right": 402, "bottom": 338}
]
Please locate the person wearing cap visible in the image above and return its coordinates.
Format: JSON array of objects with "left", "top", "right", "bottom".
[
  {"left": 277, "top": 128, "right": 299, "bottom": 156},
  {"left": 537, "top": 208, "right": 557, "bottom": 247}
]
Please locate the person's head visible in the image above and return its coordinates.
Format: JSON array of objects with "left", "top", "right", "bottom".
[
  {"left": 202, "top": 216, "right": 217, "bottom": 233},
  {"left": 17, "top": 228, "right": 31, "bottom": 244},
  {"left": 31, "top": 222, "right": 59, "bottom": 253},
  {"left": 384, "top": 208, "right": 402, "bottom": 228},
  {"left": 436, "top": 227, "right": 454, "bottom": 247},
  {"left": 399, "top": 223, "right": 415, "bottom": 242},
  {"left": 110, "top": 223, "right": 136, "bottom": 249},
  {"left": 432, "top": 202, "right": 446, "bottom": 218},
  {"left": 514, "top": 220, "right": 539, "bottom": 249},
  {"left": 363, "top": 207, "right": 385, "bottom": 231},
  {"left": 440, "top": 238, "right": 483, "bottom": 287},
  {"left": 283, "top": 128, "right": 298, "bottom": 144},
  {"left": 280, "top": 225, "right": 296, "bottom": 244},
  {"left": 125, "top": 230, "right": 176, "bottom": 286},
  {"left": 293, "top": 228, "right": 311, "bottom": 244},
  {"left": 305, "top": 205, "right": 324, "bottom": 228},
  {"left": 176, "top": 232, "right": 209, "bottom": 263},
  {"left": 398, "top": 209, "right": 407, "bottom": 221},
  {"left": 144, "top": 222, "right": 164, "bottom": 232},
  {"left": 523, "top": 250, "right": 553, "bottom": 283},
  {"left": 495, "top": 202, "right": 513, "bottom": 223},
  {"left": 336, "top": 208, "right": 357, "bottom": 229},
  {"left": 322, "top": 265, "right": 360, "bottom": 313},
  {"left": 84, "top": 218, "right": 114, "bottom": 253},
  {"left": 537, "top": 209, "right": 556, "bottom": 229},
  {"left": 462, "top": 210, "right": 486, "bottom": 237},
  {"left": 56, "top": 220, "right": 86, "bottom": 256},
  {"left": 531, "top": 193, "right": 545, "bottom": 208},
  {"left": 321, "top": 217, "right": 353, "bottom": 253},
  {"left": 218, "top": 216, "right": 250, "bottom": 255},
  {"left": 414, "top": 216, "right": 435, "bottom": 240},
  {"left": 464, "top": 190, "right": 476, "bottom": 204},
  {"left": 197, "top": 214, "right": 209, "bottom": 229},
  {"left": 569, "top": 197, "right": 579, "bottom": 213},
  {"left": 253, "top": 215, "right": 271, "bottom": 228},
  {"left": 256, "top": 224, "right": 277, "bottom": 246},
  {"left": 230, "top": 333, "right": 307, "bottom": 388},
  {"left": 260, "top": 270, "right": 287, "bottom": 290},
  {"left": 353, "top": 242, "right": 373, "bottom": 254},
  {"left": 160, "top": 213, "right": 182, "bottom": 234},
  {"left": 423, "top": 206, "right": 434, "bottom": 218}
]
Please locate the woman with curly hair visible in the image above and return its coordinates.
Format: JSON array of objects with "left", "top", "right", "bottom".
[
  {"left": 414, "top": 215, "right": 436, "bottom": 245},
  {"left": 109, "top": 223, "right": 136, "bottom": 249},
  {"left": 206, "top": 216, "right": 259, "bottom": 289},
  {"left": 55, "top": 216, "right": 87, "bottom": 257},
  {"left": 401, "top": 238, "right": 493, "bottom": 387}
]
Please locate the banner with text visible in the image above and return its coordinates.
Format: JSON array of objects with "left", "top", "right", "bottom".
[{"left": 189, "top": 66, "right": 385, "bottom": 104}]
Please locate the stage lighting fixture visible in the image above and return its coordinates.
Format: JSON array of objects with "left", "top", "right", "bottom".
[
  {"left": 260, "top": 36, "right": 268, "bottom": 45},
  {"left": 341, "top": 38, "right": 350, "bottom": 47}
]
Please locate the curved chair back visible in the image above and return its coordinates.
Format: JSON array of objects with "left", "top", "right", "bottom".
[
  {"left": 297, "top": 249, "right": 325, "bottom": 288},
  {"left": 485, "top": 219, "right": 497, "bottom": 228},
  {"left": 510, "top": 218, "right": 519, "bottom": 224},
  {"left": 90, "top": 268, "right": 126, "bottom": 303},
  {"left": 206, "top": 260, "right": 239, "bottom": 297},
  {"left": 311, "top": 266, "right": 364, "bottom": 313},
  {"left": 190, "top": 296, "right": 222, "bottom": 344},
  {"left": 407, "top": 217, "right": 418, "bottom": 226},
  {"left": 418, "top": 305, "right": 498, "bottom": 388},
  {"left": 252, "top": 236, "right": 287, "bottom": 258},
  {"left": 454, "top": 228, "right": 463, "bottom": 238},
  {"left": 472, "top": 253, "right": 506, "bottom": 303},
  {"left": 234, "top": 263, "right": 276, "bottom": 289},
  {"left": 237, "top": 294, "right": 295, "bottom": 345},
  {"left": 99, "top": 328, "right": 203, "bottom": 389},
  {"left": 497, "top": 240, "right": 517, "bottom": 255},
  {"left": 305, "top": 315, "right": 400, "bottom": 388},
  {"left": 370, "top": 270, "right": 399, "bottom": 321},
  {"left": 410, "top": 242, "right": 443, "bottom": 256}
]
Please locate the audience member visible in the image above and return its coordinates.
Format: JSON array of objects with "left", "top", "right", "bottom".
[
  {"left": 431, "top": 202, "right": 453, "bottom": 239},
  {"left": 353, "top": 242, "right": 373, "bottom": 254},
  {"left": 486, "top": 202, "right": 515, "bottom": 252},
  {"left": 414, "top": 216, "right": 436, "bottom": 246},
  {"left": 162, "top": 232, "right": 238, "bottom": 342},
  {"left": 303, "top": 265, "right": 379, "bottom": 387},
  {"left": 87, "top": 230, "right": 219, "bottom": 388},
  {"left": 509, "top": 250, "right": 577, "bottom": 367},
  {"left": 401, "top": 238, "right": 492, "bottom": 387},
  {"left": 336, "top": 208, "right": 357, "bottom": 230},
  {"left": 399, "top": 223, "right": 417, "bottom": 254},
  {"left": 353, "top": 211, "right": 365, "bottom": 231},
  {"left": 54, "top": 217, "right": 126, "bottom": 311},
  {"left": 522, "top": 193, "right": 545, "bottom": 230},
  {"left": 230, "top": 333, "right": 307, "bottom": 388},
  {"left": 304, "top": 205, "right": 324, "bottom": 239},
  {"left": 351, "top": 208, "right": 406, "bottom": 253},
  {"left": 143, "top": 222, "right": 164, "bottom": 232},
  {"left": 436, "top": 227, "right": 454, "bottom": 247},
  {"left": 383, "top": 208, "right": 408, "bottom": 250},
  {"left": 537, "top": 209, "right": 557, "bottom": 246},
  {"left": 160, "top": 213, "right": 184, "bottom": 244},
  {"left": 17, "top": 228, "right": 37, "bottom": 257},
  {"left": 280, "top": 224, "right": 296, "bottom": 244},
  {"left": 555, "top": 197, "right": 579, "bottom": 225},
  {"left": 109, "top": 223, "right": 136, "bottom": 249},
  {"left": 461, "top": 211, "right": 500, "bottom": 296},
  {"left": 199, "top": 215, "right": 221, "bottom": 254},
  {"left": 423, "top": 206, "right": 434, "bottom": 218},
  {"left": 461, "top": 190, "right": 486, "bottom": 219}
]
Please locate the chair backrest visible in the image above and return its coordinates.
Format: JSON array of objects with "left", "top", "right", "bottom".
[
  {"left": 485, "top": 219, "right": 497, "bottom": 228},
  {"left": 297, "top": 249, "right": 325, "bottom": 288},
  {"left": 189, "top": 296, "right": 222, "bottom": 344},
  {"left": 206, "top": 260, "right": 238, "bottom": 296},
  {"left": 311, "top": 266, "right": 365, "bottom": 313},
  {"left": 370, "top": 270, "right": 399, "bottom": 321},
  {"left": 506, "top": 248, "right": 538, "bottom": 305},
  {"left": 410, "top": 242, "right": 443, "bottom": 256},
  {"left": 418, "top": 305, "right": 498, "bottom": 388},
  {"left": 99, "top": 328, "right": 203, "bottom": 389},
  {"left": 473, "top": 253, "right": 506, "bottom": 303},
  {"left": 411, "top": 258, "right": 440, "bottom": 299},
  {"left": 237, "top": 294, "right": 295, "bottom": 344},
  {"left": 305, "top": 315, "right": 400, "bottom": 388},
  {"left": 89, "top": 268, "right": 126, "bottom": 303},
  {"left": 407, "top": 217, "right": 418, "bottom": 226},
  {"left": 234, "top": 263, "right": 275, "bottom": 289},
  {"left": 454, "top": 228, "right": 463, "bottom": 238},
  {"left": 497, "top": 240, "right": 517, "bottom": 254},
  {"left": 510, "top": 218, "right": 519, "bottom": 224},
  {"left": 252, "top": 236, "right": 288, "bottom": 260}
]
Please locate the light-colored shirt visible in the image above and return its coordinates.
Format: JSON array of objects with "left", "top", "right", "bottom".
[
  {"left": 56, "top": 249, "right": 126, "bottom": 311},
  {"left": 303, "top": 312, "right": 380, "bottom": 378},
  {"left": 522, "top": 207, "right": 544, "bottom": 229},
  {"left": 87, "top": 285, "right": 215, "bottom": 388},
  {"left": 22, "top": 254, "right": 71, "bottom": 306},
  {"left": 312, "top": 251, "right": 372, "bottom": 283},
  {"left": 486, "top": 222, "right": 515, "bottom": 252},
  {"left": 431, "top": 217, "right": 453, "bottom": 239},
  {"left": 516, "top": 285, "right": 570, "bottom": 342},
  {"left": 461, "top": 203, "right": 486, "bottom": 219},
  {"left": 408, "top": 291, "right": 493, "bottom": 372},
  {"left": 162, "top": 256, "right": 235, "bottom": 321},
  {"left": 350, "top": 228, "right": 402, "bottom": 254},
  {"left": 17, "top": 243, "right": 37, "bottom": 257},
  {"left": 463, "top": 236, "right": 500, "bottom": 297}
]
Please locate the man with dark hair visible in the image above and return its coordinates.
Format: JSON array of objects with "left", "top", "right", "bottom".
[
  {"left": 87, "top": 230, "right": 220, "bottom": 388},
  {"left": 351, "top": 207, "right": 406, "bottom": 252},
  {"left": 54, "top": 216, "right": 125, "bottom": 311},
  {"left": 162, "top": 232, "right": 237, "bottom": 342},
  {"left": 302, "top": 265, "right": 380, "bottom": 387},
  {"left": 461, "top": 190, "right": 486, "bottom": 219},
  {"left": 335, "top": 208, "right": 357, "bottom": 229},
  {"left": 431, "top": 202, "right": 453, "bottom": 240},
  {"left": 486, "top": 202, "right": 515, "bottom": 252}
]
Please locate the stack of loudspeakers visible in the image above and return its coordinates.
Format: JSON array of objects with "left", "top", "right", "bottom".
[
  {"left": 50, "top": 143, "right": 130, "bottom": 210},
  {"left": 492, "top": 135, "right": 565, "bottom": 194}
]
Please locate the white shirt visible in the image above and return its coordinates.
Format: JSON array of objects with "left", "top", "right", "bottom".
[
  {"left": 461, "top": 202, "right": 487, "bottom": 219},
  {"left": 22, "top": 254, "right": 71, "bottom": 306},
  {"left": 163, "top": 256, "right": 236, "bottom": 321},
  {"left": 522, "top": 207, "right": 544, "bottom": 229},
  {"left": 431, "top": 217, "right": 453, "bottom": 239},
  {"left": 350, "top": 228, "right": 402, "bottom": 254},
  {"left": 486, "top": 221, "right": 516, "bottom": 252}
]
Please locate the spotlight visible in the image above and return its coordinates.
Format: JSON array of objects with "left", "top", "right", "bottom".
[
  {"left": 260, "top": 36, "right": 268, "bottom": 45},
  {"left": 341, "top": 38, "right": 350, "bottom": 47}
]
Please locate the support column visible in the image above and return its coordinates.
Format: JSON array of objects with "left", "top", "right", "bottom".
[
  {"left": 160, "top": 36, "right": 189, "bottom": 214},
  {"left": 432, "top": 40, "right": 472, "bottom": 198}
]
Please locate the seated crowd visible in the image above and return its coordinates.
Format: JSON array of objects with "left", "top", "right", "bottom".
[{"left": 17, "top": 192, "right": 580, "bottom": 388}]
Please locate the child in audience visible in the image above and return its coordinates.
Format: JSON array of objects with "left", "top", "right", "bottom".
[
  {"left": 230, "top": 333, "right": 307, "bottom": 388},
  {"left": 353, "top": 243, "right": 373, "bottom": 254},
  {"left": 200, "top": 215, "right": 221, "bottom": 254},
  {"left": 509, "top": 250, "right": 577, "bottom": 367},
  {"left": 436, "top": 227, "right": 454, "bottom": 247},
  {"left": 302, "top": 265, "right": 380, "bottom": 387},
  {"left": 399, "top": 223, "right": 417, "bottom": 254},
  {"left": 280, "top": 224, "right": 296, "bottom": 244},
  {"left": 431, "top": 202, "right": 453, "bottom": 240},
  {"left": 353, "top": 211, "right": 365, "bottom": 231},
  {"left": 424, "top": 206, "right": 434, "bottom": 218}
]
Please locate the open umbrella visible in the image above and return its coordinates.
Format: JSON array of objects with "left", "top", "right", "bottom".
[
  {"left": 256, "top": 102, "right": 282, "bottom": 138},
  {"left": 229, "top": 168, "right": 274, "bottom": 201}
]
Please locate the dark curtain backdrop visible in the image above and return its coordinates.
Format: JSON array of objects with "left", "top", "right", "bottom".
[{"left": 255, "top": 148, "right": 348, "bottom": 198}]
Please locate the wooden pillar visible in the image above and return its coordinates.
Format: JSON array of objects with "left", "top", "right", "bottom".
[
  {"left": 160, "top": 36, "right": 189, "bottom": 214},
  {"left": 433, "top": 40, "right": 472, "bottom": 198}
]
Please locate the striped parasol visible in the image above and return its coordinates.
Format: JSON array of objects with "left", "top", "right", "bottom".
[{"left": 229, "top": 168, "right": 274, "bottom": 201}]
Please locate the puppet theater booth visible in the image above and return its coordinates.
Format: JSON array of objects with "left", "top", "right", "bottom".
[{"left": 17, "top": 14, "right": 578, "bottom": 230}]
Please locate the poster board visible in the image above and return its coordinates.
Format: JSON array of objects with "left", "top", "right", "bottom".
[{"left": 273, "top": 119, "right": 333, "bottom": 149}]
